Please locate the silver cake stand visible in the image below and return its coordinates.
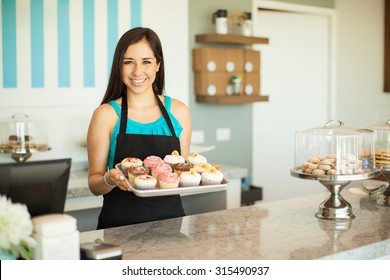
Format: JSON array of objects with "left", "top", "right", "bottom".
[
  {"left": 376, "top": 167, "right": 390, "bottom": 206},
  {"left": 0, "top": 147, "right": 50, "bottom": 163},
  {"left": 290, "top": 168, "right": 381, "bottom": 220}
]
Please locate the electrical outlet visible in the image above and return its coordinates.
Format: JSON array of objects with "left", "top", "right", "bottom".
[
  {"left": 191, "top": 130, "right": 205, "bottom": 144},
  {"left": 216, "top": 128, "right": 231, "bottom": 141}
]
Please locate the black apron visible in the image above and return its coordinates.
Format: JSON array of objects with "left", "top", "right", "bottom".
[{"left": 97, "top": 94, "right": 185, "bottom": 229}]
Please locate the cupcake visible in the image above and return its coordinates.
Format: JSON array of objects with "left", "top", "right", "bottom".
[
  {"left": 128, "top": 165, "right": 150, "bottom": 186},
  {"left": 201, "top": 166, "right": 224, "bottom": 185},
  {"left": 143, "top": 155, "right": 164, "bottom": 170},
  {"left": 159, "top": 172, "right": 181, "bottom": 189},
  {"left": 151, "top": 163, "right": 173, "bottom": 180},
  {"left": 173, "top": 162, "right": 194, "bottom": 176},
  {"left": 187, "top": 152, "right": 208, "bottom": 165},
  {"left": 121, "top": 157, "right": 143, "bottom": 175},
  {"left": 134, "top": 175, "right": 157, "bottom": 190},
  {"left": 180, "top": 168, "right": 201, "bottom": 187},
  {"left": 163, "top": 150, "right": 185, "bottom": 167},
  {"left": 194, "top": 162, "right": 212, "bottom": 174}
]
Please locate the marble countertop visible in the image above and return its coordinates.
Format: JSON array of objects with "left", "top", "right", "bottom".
[
  {"left": 67, "top": 164, "right": 248, "bottom": 199},
  {"left": 79, "top": 180, "right": 390, "bottom": 260}
]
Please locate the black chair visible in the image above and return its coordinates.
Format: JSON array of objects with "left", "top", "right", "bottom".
[{"left": 0, "top": 158, "right": 72, "bottom": 217}]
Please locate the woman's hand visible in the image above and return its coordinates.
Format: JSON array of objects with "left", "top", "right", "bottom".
[{"left": 106, "top": 168, "right": 130, "bottom": 191}]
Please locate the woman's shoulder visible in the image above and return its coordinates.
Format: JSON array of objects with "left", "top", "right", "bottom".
[
  {"left": 93, "top": 99, "right": 121, "bottom": 120},
  {"left": 168, "top": 97, "right": 190, "bottom": 121}
]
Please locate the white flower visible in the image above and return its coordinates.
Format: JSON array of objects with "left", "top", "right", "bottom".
[{"left": 0, "top": 195, "right": 36, "bottom": 259}]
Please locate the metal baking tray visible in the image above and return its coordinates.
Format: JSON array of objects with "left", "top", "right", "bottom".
[{"left": 115, "top": 163, "right": 228, "bottom": 197}]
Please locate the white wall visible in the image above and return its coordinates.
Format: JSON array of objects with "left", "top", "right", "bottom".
[
  {"left": 335, "top": 0, "right": 390, "bottom": 126},
  {"left": 0, "top": 0, "right": 189, "bottom": 167},
  {"left": 251, "top": 0, "right": 389, "bottom": 202}
]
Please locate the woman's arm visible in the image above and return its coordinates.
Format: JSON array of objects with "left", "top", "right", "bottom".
[
  {"left": 171, "top": 99, "right": 192, "bottom": 159},
  {"left": 87, "top": 104, "right": 129, "bottom": 195}
]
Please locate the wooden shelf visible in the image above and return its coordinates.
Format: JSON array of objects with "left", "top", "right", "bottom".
[
  {"left": 196, "top": 33, "right": 269, "bottom": 45},
  {"left": 195, "top": 95, "right": 269, "bottom": 104}
]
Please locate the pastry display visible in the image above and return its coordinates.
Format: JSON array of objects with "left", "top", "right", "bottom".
[
  {"left": 0, "top": 114, "right": 49, "bottom": 162},
  {"left": 134, "top": 175, "right": 157, "bottom": 190},
  {"left": 371, "top": 120, "right": 390, "bottom": 167},
  {"left": 201, "top": 166, "right": 224, "bottom": 185},
  {"left": 375, "top": 149, "right": 390, "bottom": 167},
  {"left": 291, "top": 121, "right": 380, "bottom": 220},
  {"left": 115, "top": 153, "right": 227, "bottom": 196},
  {"left": 158, "top": 172, "right": 180, "bottom": 189},
  {"left": 127, "top": 165, "right": 150, "bottom": 186},
  {"left": 300, "top": 153, "right": 371, "bottom": 176},
  {"left": 180, "top": 168, "right": 201, "bottom": 187},
  {"left": 293, "top": 121, "right": 376, "bottom": 177},
  {"left": 163, "top": 150, "right": 185, "bottom": 166},
  {"left": 187, "top": 152, "right": 207, "bottom": 165}
]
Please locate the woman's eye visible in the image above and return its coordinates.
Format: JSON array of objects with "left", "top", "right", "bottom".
[
  {"left": 124, "top": 60, "right": 133, "bottom": 65},
  {"left": 143, "top": 60, "right": 151, "bottom": 64}
]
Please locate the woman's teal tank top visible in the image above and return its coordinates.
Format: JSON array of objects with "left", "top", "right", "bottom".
[{"left": 107, "top": 95, "right": 183, "bottom": 168}]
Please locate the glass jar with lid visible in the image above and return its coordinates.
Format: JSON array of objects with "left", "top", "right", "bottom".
[
  {"left": 293, "top": 120, "right": 376, "bottom": 177},
  {"left": 369, "top": 119, "right": 390, "bottom": 206},
  {"left": 0, "top": 113, "right": 49, "bottom": 162},
  {"left": 291, "top": 120, "right": 380, "bottom": 220},
  {"left": 371, "top": 119, "right": 390, "bottom": 168}
]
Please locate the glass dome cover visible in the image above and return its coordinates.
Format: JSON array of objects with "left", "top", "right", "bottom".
[
  {"left": 370, "top": 119, "right": 390, "bottom": 168},
  {"left": 0, "top": 113, "right": 49, "bottom": 153},
  {"left": 293, "top": 120, "right": 376, "bottom": 176}
]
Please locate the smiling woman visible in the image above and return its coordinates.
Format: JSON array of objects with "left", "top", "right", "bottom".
[{"left": 86, "top": 27, "right": 192, "bottom": 229}]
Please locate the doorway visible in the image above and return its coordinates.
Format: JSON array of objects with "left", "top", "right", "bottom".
[{"left": 251, "top": 1, "right": 336, "bottom": 201}]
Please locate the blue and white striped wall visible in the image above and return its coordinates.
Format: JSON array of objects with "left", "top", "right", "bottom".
[{"left": 1, "top": 0, "right": 141, "bottom": 89}]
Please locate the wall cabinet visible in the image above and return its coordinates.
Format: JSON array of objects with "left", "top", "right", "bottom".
[{"left": 193, "top": 34, "right": 269, "bottom": 104}]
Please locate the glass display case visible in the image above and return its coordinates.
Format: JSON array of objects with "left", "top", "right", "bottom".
[
  {"left": 0, "top": 113, "right": 50, "bottom": 162},
  {"left": 371, "top": 119, "right": 390, "bottom": 206},
  {"left": 290, "top": 120, "right": 380, "bottom": 219}
]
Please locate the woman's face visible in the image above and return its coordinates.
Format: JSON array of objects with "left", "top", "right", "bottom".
[{"left": 122, "top": 39, "right": 160, "bottom": 95}]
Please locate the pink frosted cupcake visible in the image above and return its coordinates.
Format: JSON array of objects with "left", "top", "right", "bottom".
[
  {"left": 134, "top": 175, "right": 157, "bottom": 190},
  {"left": 121, "top": 157, "right": 143, "bottom": 175},
  {"left": 151, "top": 163, "right": 172, "bottom": 179},
  {"left": 163, "top": 150, "right": 185, "bottom": 167},
  {"left": 159, "top": 172, "right": 180, "bottom": 189},
  {"left": 143, "top": 155, "right": 164, "bottom": 171}
]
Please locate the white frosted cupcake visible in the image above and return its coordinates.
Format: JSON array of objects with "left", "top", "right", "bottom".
[
  {"left": 121, "top": 157, "right": 143, "bottom": 175},
  {"left": 163, "top": 150, "right": 185, "bottom": 167},
  {"left": 194, "top": 162, "right": 212, "bottom": 174},
  {"left": 201, "top": 166, "right": 224, "bottom": 185},
  {"left": 134, "top": 175, "right": 157, "bottom": 190},
  {"left": 159, "top": 172, "right": 180, "bottom": 189},
  {"left": 180, "top": 168, "right": 201, "bottom": 187},
  {"left": 128, "top": 165, "right": 150, "bottom": 187},
  {"left": 187, "top": 152, "right": 207, "bottom": 165}
]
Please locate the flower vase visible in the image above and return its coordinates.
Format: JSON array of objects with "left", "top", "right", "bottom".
[{"left": 0, "top": 250, "right": 16, "bottom": 260}]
